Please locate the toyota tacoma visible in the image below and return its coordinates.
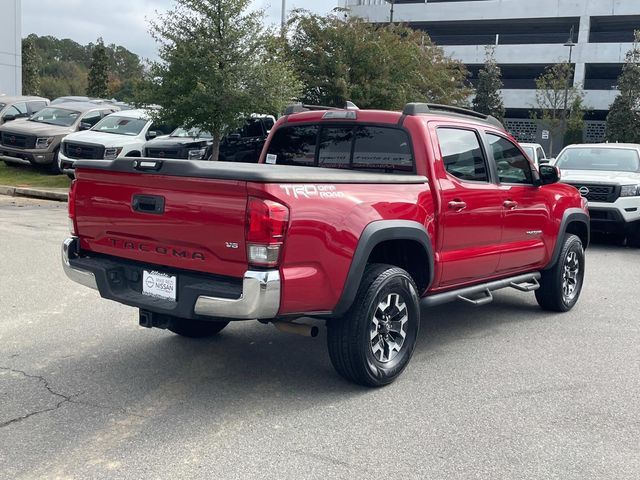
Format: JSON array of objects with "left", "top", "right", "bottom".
[{"left": 62, "top": 103, "right": 589, "bottom": 387}]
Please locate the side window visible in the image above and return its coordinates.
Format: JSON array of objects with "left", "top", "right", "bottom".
[
  {"left": 149, "top": 122, "right": 174, "bottom": 136},
  {"left": 437, "top": 128, "right": 489, "bottom": 182},
  {"left": 318, "top": 127, "right": 353, "bottom": 169},
  {"left": 2, "top": 106, "right": 21, "bottom": 119},
  {"left": 81, "top": 111, "right": 102, "bottom": 127},
  {"left": 537, "top": 147, "right": 545, "bottom": 160},
  {"left": 266, "top": 125, "right": 319, "bottom": 166},
  {"left": 262, "top": 117, "right": 275, "bottom": 133},
  {"left": 352, "top": 126, "right": 414, "bottom": 173},
  {"left": 242, "top": 119, "right": 264, "bottom": 138},
  {"left": 3, "top": 103, "right": 28, "bottom": 119},
  {"left": 28, "top": 101, "right": 47, "bottom": 114},
  {"left": 13, "top": 102, "right": 28, "bottom": 115},
  {"left": 488, "top": 134, "right": 533, "bottom": 184}
]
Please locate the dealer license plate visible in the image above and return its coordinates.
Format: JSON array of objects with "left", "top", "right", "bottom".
[{"left": 142, "top": 270, "right": 177, "bottom": 301}]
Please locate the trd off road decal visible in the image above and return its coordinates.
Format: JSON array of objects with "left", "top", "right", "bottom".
[{"left": 279, "top": 184, "right": 346, "bottom": 199}]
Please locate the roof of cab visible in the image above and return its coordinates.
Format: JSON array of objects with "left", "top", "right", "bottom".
[{"left": 282, "top": 102, "right": 505, "bottom": 131}]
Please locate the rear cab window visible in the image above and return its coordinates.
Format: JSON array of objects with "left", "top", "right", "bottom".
[
  {"left": 436, "top": 128, "right": 489, "bottom": 182},
  {"left": 266, "top": 123, "right": 415, "bottom": 174}
]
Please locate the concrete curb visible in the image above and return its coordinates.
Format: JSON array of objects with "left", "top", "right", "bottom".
[{"left": 0, "top": 184, "right": 68, "bottom": 202}]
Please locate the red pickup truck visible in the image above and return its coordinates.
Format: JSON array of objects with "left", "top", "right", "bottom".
[{"left": 62, "top": 103, "right": 589, "bottom": 387}]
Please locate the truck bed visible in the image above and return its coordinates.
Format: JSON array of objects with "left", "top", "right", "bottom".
[{"left": 73, "top": 158, "right": 429, "bottom": 184}]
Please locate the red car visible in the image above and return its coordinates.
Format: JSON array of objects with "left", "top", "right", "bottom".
[{"left": 63, "top": 103, "right": 589, "bottom": 387}]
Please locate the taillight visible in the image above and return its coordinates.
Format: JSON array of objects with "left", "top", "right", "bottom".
[
  {"left": 68, "top": 179, "right": 77, "bottom": 235},
  {"left": 246, "top": 197, "right": 289, "bottom": 267}
]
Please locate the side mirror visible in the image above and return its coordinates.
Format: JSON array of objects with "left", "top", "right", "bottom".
[
  {"left": 2, "top": 114, "right": 16, "bottom": 122},
  {"left": 227, "top": 133, "right": 241, "bottom": 141},
  {"left": 147, "top": 130, "right": 159, "bottom": 139},
  {"left": 79, "top": 122, "right": 92, "bottom": 131},
  {"left": 539, "top": 165, "right": 560, "bottom": 185}
]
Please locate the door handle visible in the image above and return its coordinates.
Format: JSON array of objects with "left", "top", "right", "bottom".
[
  {"left": 448, "top": 200, "right": 467, "bottom": 211},
  {"left": 132, "top": 194, "right": 165, "bottom": 214},
  {"left": 503, "top": 200, "right": 518, "bottom": 210}
]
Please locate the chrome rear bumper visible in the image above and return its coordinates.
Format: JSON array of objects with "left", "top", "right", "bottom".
[{"left": 61, "top": 236, "right": 280, "bottom": 320}]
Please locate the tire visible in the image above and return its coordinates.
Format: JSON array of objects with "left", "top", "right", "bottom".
[
  {"left": 45, "top": 149, "right": 61, "bottom": 174},
  {"left": 327, "top": 264, "right": 421, "bottom": 388},
  {"left": 626, "top": 224, "right": 640, "bottom": 248},
  {"left": 3, "top": 161, "right": 19, "bottom": 168},
  {"left": 168, "top": 318, "right": 229, "bottom": 338},
  {"left": 535, "top": 234, "right": 585, "bottom": 312}
]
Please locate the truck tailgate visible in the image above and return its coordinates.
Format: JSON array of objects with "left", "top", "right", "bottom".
[{"left": 74, "top": 169, "right": 248, "bottom": 278}]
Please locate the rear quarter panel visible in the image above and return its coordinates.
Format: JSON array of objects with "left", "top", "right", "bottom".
[{"left": 252, "top": 182, "right": 435, "bottom": 315}]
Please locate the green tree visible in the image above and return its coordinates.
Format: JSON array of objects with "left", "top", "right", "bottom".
[
  {"left": 472, "top": 45, "right": 504, "bottom": 121},
  {"left": 22, "top": 36, "right": 41, "bottom": 96},
  {"left": 139, "top": 0, "right": 302, "bottom": 161},
  {"left": 566, "top": 95, "right": 586, "bottom": 145},
  {"left": 285, "top": 10, "right": 471, "bottom": 110},
  {"left": 605, "top": 31, "right": 640, "bottom": 143},
  {"left": 87, "top": 38, "right": 110, "bottom": 98},
  {"left": 533, "top": 62, "right": 584, "bottom": 154}
]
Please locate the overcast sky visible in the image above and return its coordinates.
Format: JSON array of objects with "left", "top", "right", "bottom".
[{"left": 22, "top": 0, "right": 342, "bottom": 60}]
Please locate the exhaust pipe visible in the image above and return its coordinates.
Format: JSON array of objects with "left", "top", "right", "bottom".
[{"left": 273, "top": 321, "right": 319, "bottom": 338}]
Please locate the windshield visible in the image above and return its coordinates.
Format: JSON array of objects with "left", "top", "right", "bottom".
[
  {"left": 521, "top": 146, "right": 535, "bottom": 159},
  {"left": 170, "top": 128, "right": 212, "bottom": 138},
  {"left": 556, "top": 147, "right": 640, "bottom": 172},
  {"left": 92, "top": 115, "right": 148, "bottom": 136},
  {"left": 29, "top": 107, "right": 80, "bottom": 127}
]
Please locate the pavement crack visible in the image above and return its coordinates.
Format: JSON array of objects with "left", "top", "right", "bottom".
[{"left": 0, "top": 366, "right": 77, "bottom": 428}]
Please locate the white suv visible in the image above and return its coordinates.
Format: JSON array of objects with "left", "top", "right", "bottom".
[
  {"left": 555, "top": 143, "right": 640, "bottom": 246},
  {"left": 59, "top": 109, "right": 169, "bottom": 177}
]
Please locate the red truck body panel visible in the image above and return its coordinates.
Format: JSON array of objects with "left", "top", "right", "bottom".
[{"left": 74, "top": 169, "right": 249, "bottom": 278}]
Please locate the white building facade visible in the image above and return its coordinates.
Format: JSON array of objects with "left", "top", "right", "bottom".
[
  {"left": 0, "top": 0, "right": 22, "bottom": 96},
  {"left": 345, "top": 0, "right": 640, "bottom": 147}
]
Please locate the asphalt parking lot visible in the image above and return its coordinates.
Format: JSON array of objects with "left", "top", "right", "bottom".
[{"left": 1, "top": 196, "right": 639, "bottom": 480}]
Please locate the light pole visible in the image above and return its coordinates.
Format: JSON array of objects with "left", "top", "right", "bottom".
[
  {"left": 385, "top": 0, "right": 395, "bottom": 24},
  {"left": 562, "top": 26, "right": 577, "bottom": 144},
  {"left": 281, "top": 0, "right": 286, "bottom": 36}
]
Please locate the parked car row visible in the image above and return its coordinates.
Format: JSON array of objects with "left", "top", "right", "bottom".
[
  {"left": 0, "top": 93, "right": 275, "bottom": 175},
  {"left": 0, "top": 102, "right": 120, "bottom": 173},
  {"left": 142, "top": 115, "right": 275, "bottom": 162}
]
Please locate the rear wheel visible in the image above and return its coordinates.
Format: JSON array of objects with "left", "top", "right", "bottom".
[
  {"left": 168, "top": 318, "right": 229, "bottom": 338},
  {"left": 327, "top": 264, "right": 420, "bottom": 388},
  {"left": 535, "top": 234, "right": 585, "bottom": 312}
]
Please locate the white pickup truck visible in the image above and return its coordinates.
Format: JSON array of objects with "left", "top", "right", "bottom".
[
  {"left": 555, "top": 143, "right": 640, "bottom": 246},
  {"left": 59, "top": 109, "right": 170, "bottom": 177}
]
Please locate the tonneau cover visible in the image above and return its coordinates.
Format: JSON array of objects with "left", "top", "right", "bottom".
[{"left": 73, "top": 158, "right": 428, "bottom": 184}]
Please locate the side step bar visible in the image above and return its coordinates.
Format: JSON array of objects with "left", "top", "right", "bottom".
[{"left": 421, "top": 272, "right": 541, "bottom": 308}]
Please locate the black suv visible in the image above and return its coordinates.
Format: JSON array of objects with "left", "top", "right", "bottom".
[{"left": 142, "top": 116, "right": 275, "bottom": 162}]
